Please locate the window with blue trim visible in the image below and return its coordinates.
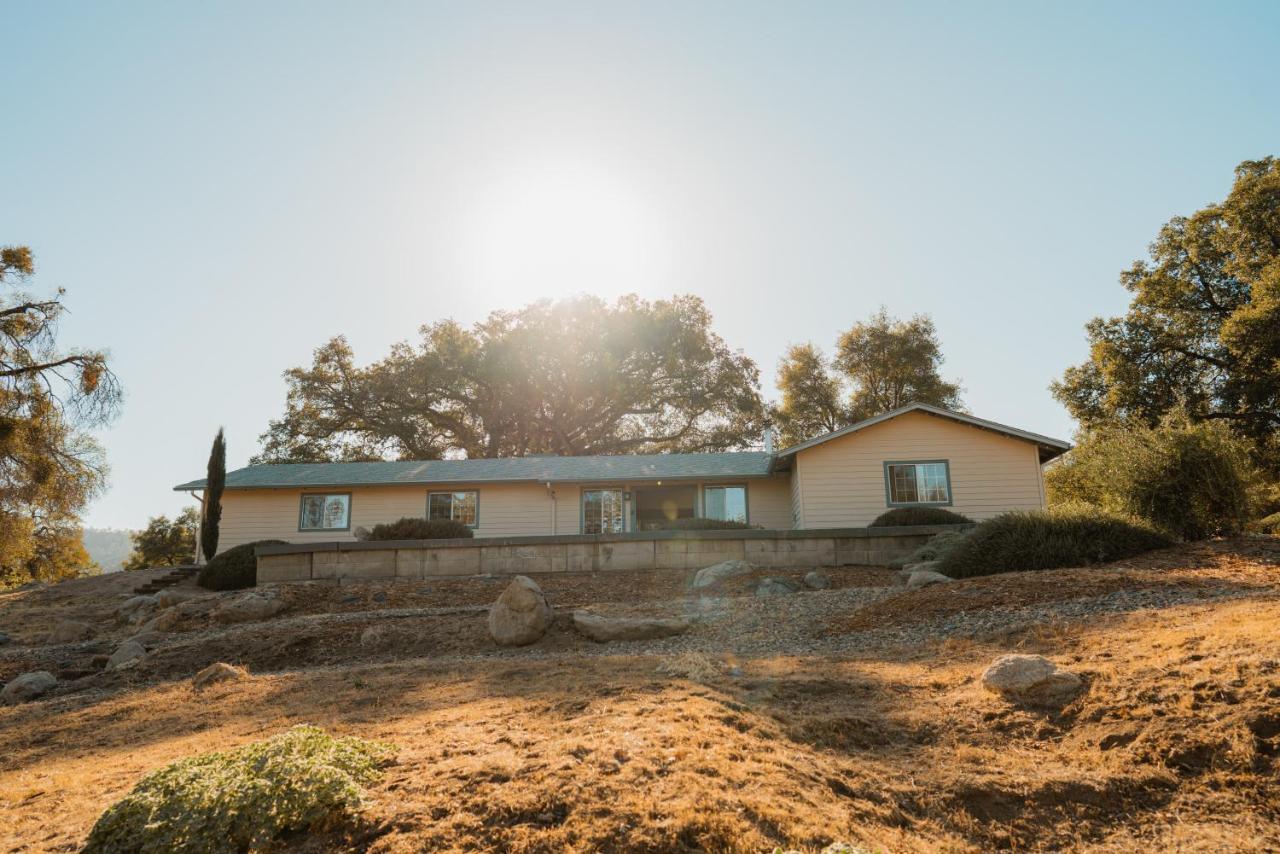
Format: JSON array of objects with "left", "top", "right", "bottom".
[{"left": 886, "top": 462, "right": 950, "bottom": 505}]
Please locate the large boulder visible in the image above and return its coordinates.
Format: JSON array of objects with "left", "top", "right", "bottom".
[
  {"left": 487, "top": 576, "right": 553, "bottom": 646},
  {"left": 140, "top": 608, "right": 183, "bottom": 633},
  {"left": 802, "top": 571, "right": 831, "bottom": 590},
  {"left": 192, "top": 662, "right": 248, "bottom": 690},
  {"left": 906, "top": 570, "right": 953, "bottom": 590},
  {"left": 2, "top": 671, "right": 57, "bottom": 704},
  {"left": 116, "top": 595, "right": 158, "bottom": 625},
  {"left": 46, "top": 619, "right": 96, "bottom": 644},
  {"left": 212, "top": 594, "right": 286, "bottom": 624},
  {"left": 691, "top": 559, "right": 753, "bottom": 590},
  {"left": 107, "top": 640, "right": 147, "bottom": 671},
  {"left": 755, "top": 576, "right": 802, "bottom": 596},
  {"left": 982, "top": 654, "right": 1085, "bottom": 708},
  {"left": 572, "top": 610, "right": 691, "bottom": 642},
  {"left": 155, "top": 587, "right": 204, "bottom": 608}
]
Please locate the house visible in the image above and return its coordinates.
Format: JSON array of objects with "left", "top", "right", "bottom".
[{"left": 174, "top": 403, "right": 1069, "bottom": 556}]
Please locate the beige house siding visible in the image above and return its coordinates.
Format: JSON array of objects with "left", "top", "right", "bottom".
[
  {"left": 793, "top": 410, "right": 1046, "bottom": 528},
  {"left": 747, "top": 477, "right": 793, "bottom": 530}
]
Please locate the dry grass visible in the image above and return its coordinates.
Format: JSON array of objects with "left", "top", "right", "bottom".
[{"left": 2, "top": 539, "right": 1279, "bottom": 852}]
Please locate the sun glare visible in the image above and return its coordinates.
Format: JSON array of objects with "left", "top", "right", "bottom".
[{"left": 460, "top": 158, "right": 669, "bottom": 299}]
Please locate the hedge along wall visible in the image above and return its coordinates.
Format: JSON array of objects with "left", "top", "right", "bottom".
[{"left": 254, "top": 525, "right": 973, "bottom": 584}]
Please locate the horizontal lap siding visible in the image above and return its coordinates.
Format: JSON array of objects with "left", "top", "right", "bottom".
[
  {"left": 795, "top": 411, "right": 1045, "bottom": 528},
  {"left": 747, "top": 477, "right": 793, "bottom": 530}
]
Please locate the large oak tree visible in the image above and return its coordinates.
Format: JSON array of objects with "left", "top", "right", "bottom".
[
  {"left": 255, "top": 294, "right": 766, "bottom": 462},
  {"left": 1052, "top": 157, "right": 1280, "bottom": 470},
  {"left": 0, "top": 246, "right": 120, "bottom": 586}
]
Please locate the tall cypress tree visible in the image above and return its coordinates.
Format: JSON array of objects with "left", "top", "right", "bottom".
[{"left": 201, "top": 428, "right": 226, "bottom": 561}]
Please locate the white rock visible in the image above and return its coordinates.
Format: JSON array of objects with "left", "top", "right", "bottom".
[
  {"left": 488, "top": 576, "right": 553, "bottom": 646},
  {"left": 1, "top": 671, "right": 57, "bottom": 704},
  {"left": 115, "top": 595, "right": 158, "bottom": 625},
  {"left": 46, "top": 620, "right": 95, "bottom": 644},
  {"left": 572, "top": 610, "right": 691, "bottom": 642},
  {"left": 981, "top": 654, "right": 1085, "bottom": 707},
  {"left": 156, "top": 588, "right": 204, "bottom": 608},
  {"left": 691, "top": 559, "right": 754, "bottom": 590},
  {"left": 906, "top": 570, "right": 953, "bottom": 589},
  {"left": 802, "top": 571, "right": 831, "bottom": 590},
  {"left": 140, "top": 608, "right": 183, "bottom": 633},
  {"left": 107, "top": 640, "right": 147, "bottom": 671},
  {"left": 755, "top": 577, "right": 802, "bottom": 596},
  {"left": 212, "top": 594, "right": 286, "bottom": 624},
  {"left": 192, "top": 662, "right": 248, "bottom": 690}
]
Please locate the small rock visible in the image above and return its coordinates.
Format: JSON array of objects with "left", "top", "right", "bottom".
[
  {"left": 192, "top": 662, "right": 248, "bottom": 690},
  {"left": 691, "top": 559, "right": 754, "bottom": 590},
  {"left": 982, "top": 654, "right": 1085, "bottom": 708},
  {"left": 106, "top": 640, "right": 147, "bottom": 671},
  {"left": 755, "top": 577, "right": 802, "bottom": 596},
  {"left": 0, "top": 631, "right": 11, "bottom": 645},
  {"left": 488, "top": 576, "right": 553, "bottom": 646},
  {"left": 46, "top": 620, "right": 96, "bottom": 644},
  {"left": 176, "top": 598, "right": 218, "bottom": 617},
  {"left": 372, "top": 591, "right": 388, "bottom": 604},
  {"left": 155, "top": 588, "right": 203, "bottom": 608},
  {"left": 572, "top": 611, "right": 692, "bottom": 642},
  {"left": 802, "top": 571, "right": 831, "bottom": 590},
  {"left": 213, "top": 594, "right": 286, "bottom": 624},
  {"left": 1, "top": 671, "right": 57, "bottom": 704},
  {"left": 90, "top": 654, "right": 111, "bottom": 669},
  {"left": 359, "top": 624, "right": 395, "bottom": 648},
  {"left": 140, "top": 608, "right": 183, "bottom": 633},
  {"left": 906, "top": 570, "right": 953, "bottom": 589}
]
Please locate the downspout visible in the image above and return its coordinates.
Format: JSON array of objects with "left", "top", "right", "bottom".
[
  {"left": 189, "top": 490, "right": 205, "bottom": 565},
  {"left": 545, "top": 482, "right": 557, "bottom": 535}
]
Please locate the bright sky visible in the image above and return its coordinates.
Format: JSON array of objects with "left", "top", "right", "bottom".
[{"left": 3, "top": 1, "right": 1278, "bottom": 530}]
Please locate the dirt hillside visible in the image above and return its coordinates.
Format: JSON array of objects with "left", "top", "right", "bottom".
[{"left": 2, "top": 538, "right": 1278, "bottom": 852}]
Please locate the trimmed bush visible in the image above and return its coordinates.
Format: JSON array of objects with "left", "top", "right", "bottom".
[
  {"left": 1046, "top": 415, "right": 1258, "bottom": 540},
  {"left": 1248, "top": 511, "right": 1280, "bottom": 535},
  {"left": 649, "top": 517, "right": 757, "bottom": 531},
  {"left": 871, "top": 507, "right": 972, "bottom": 527},
  {"left": 197, "top": 539, "right": 287, "bottom": 591},
  {"left": 937, "top": 506, "right": 1174, "bottom": 579},
  {"left": 888, "top": 529, "right": 972, "bottom": 569},
  {"left": 361, "top": 517, "right": 475, "bottom": 541},
  {"left": 84, "top": 725, "right": 393, "bottom": 853}
]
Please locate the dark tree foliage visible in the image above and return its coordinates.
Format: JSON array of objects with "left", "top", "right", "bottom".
[
  {"left": 870, "top": 507, "right": 973, "bottom": 527},
  {"left": 360, "top": 518, "right": 475, "bottom": 541},
  {"left": 770, "top": 308, "right": 963, "bottom": 447},
  {"left": 1053, "top": 158, "right": 1280, "bottom": 472},
  {"left": 201, "top": 428, "right": 226, "bottom": 561},
  {"left": 124, "top": 509, "right": 199, "bottom": 570},
  {"left": 254, "top": 295, "right": 766, "bottom": 463},
  {"left": 0, "top": 246, "right": 120, "bottom": 587}
]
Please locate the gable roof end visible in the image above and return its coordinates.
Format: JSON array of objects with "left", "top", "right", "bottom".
[{"left": 771, "top": 403, "right": 1071, "bottom": 464}]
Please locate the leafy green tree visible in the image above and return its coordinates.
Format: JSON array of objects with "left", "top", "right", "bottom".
[
  {"left": 1045, "top": 414, "right": 1259, "bottom": 540},
  {"left": 836, "top": 308, "right": 963, "bottom": 422},
  {"left": 769, "top": 308, "right": 962, "bottom": 447},
  {"left": 770, "top": 343, "right": 845, "bottom": 448},
  {"left": 1053, "top": 157, "right": 1280, "bottom": 471},
  {"left": 0, "top": 246, "right": 119, "bottom": 587},
  {"left": 254, "top": 294, "right": 766, "bottom": 462},
  {"left": 201, "top": 428, "right": 226, "bottom": 561},
  {"left": 124, "top": 508, "right": 199, "bottom": 570}
]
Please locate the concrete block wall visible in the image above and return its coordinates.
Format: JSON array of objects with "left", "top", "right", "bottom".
[{"left": 255, "top": 525, "right": 965, "bottom": 585}]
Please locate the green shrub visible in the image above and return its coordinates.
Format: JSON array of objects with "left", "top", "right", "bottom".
[
  {"left": 937, "top": 506, "right": 1174, "bottom": 579},
  {"left": 196, "top": 539, "right": 287, "bottom": 591},
  {"left": 1248, "top": 511, "right": 1280, "bottom": 535},
  {"left": 888, "top": 529, "right": 972, "bottom": 568},
  {"left": 361, "top": 517, "right": 475, "bottom": 541},
  {"left": 1046, "top": 414, "right": 1258, "bottom": 540},
  {"left": 84, "top": 725, "right": 393, "bottom": 853},
  {"left": 650, "top": 517, "right": 757, "bottom": 531},
  {"left": 870, "top": 507, "right": 972, "bottom": 527}
]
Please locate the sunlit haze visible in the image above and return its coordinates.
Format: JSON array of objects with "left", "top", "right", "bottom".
[{"left": 3, "top": 1, "right": 1277, "bottom": 529}]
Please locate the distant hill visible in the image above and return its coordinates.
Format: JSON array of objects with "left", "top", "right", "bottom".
[{"left": 82, "top": 528, "right": 135, "bottom": 573}]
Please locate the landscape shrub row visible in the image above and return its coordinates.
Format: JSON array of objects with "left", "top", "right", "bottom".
[
  {"left": 870, "top": 507, "right": 972, "bottom": 527},
  {"left": 358, "top": 517, "right": 475, "bottom": 541}
]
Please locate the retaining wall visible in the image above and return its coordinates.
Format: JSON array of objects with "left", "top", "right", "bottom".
[{"left": 254, "top": 525, "right": 970, "bottom": 584}]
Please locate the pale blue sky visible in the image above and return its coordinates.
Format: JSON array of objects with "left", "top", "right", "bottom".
[{"left": 2, "top": 1, "right": 1277, "bottom": 529}]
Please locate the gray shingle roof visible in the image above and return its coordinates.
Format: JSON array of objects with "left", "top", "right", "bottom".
[{"left": 173, "top": 452, "right": 775, "bottom": 491}]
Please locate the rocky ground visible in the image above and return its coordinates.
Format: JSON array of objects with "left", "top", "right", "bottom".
[{"left": 1, "top": 538, "right": 1278, "bottom": 851}]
